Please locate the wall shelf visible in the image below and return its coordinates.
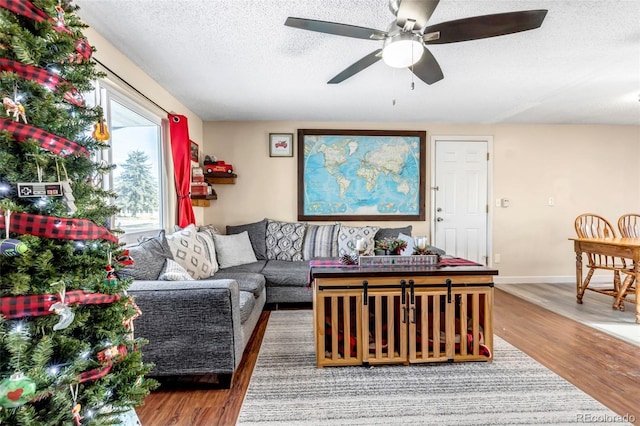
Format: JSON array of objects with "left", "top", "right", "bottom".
[
  {"left": 204, "top": 173, "right": 237, "bottom": 185},
  {"left": 191, "top": 194, "right": 217, "bottom": 207}
]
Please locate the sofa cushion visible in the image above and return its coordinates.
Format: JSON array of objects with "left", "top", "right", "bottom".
[
  {"left": 165, "top": 224, "right": 214, "bottom": 280},
  {"left": 303, "top": 224, "right": 339, "bottom": 260},
  {"left": 266, "top": 219, "right": 307, "bottom": 261},
  {"left": 159, "top": 259, "right": 194, "bottom": 281},
  {"left": 226, "top": 219, "right": 267, "bottom": 260},
  {"left": 210, "top": 271, "right": 266, "bottom": 297},
  {"left": 117, "top": 230, "right": 173, "bottom": 280},
  {"left": 375, "top": 226, "right": 413, "bottom": 241},
  {"left": 238, "top": 291, "right": 255, "bottom": 324},
  {"left": 213, "top": 231, "right": 258, "bottom": 268},
  {"left": 261, "top": 260, "right": 311, "bottom": 287},
  {"left": 337, "top": 225, "right": 379, "bottom": 256}
]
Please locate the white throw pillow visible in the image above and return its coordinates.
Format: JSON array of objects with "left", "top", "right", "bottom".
[
  {"left": 212, "top": 231, "right": 258, "bottom": 269},
  {"left": 165, "top": 224, "right": 213, "bottom": 280},
  {"left": 159, "top": 259, "right": 194, "bottom": 281}
]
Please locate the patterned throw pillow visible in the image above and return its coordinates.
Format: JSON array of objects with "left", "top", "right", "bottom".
[
  {"left": 158, "top": 259, "right": 194, "bottom": 281},
  {"left": 266, "top": 219, "right": 307, "bottom": 261},
  {"left": 337, "top": 225, "right": 380, "bottom": 256},
  {"left": 303, "top": 224, "right": 339, "bottom": 260},
  {"left": 165, "top": 224, "right": 213, "bottom": 280},
  {"left": 197, "top": 231, "right": 219, "bottom": 275}
]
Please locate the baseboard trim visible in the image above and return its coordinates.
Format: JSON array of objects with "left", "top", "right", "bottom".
[{"left": 494, "top": 275, "right": 613, "bottom": 285}]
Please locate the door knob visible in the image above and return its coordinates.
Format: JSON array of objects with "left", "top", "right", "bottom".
[{"left": 436, "top": 217, "right": 444, "bottom": 222}]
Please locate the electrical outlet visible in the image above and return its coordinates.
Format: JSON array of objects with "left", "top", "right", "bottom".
[{"left": 548, "top": 197, "right": 555, "bottom": 206}]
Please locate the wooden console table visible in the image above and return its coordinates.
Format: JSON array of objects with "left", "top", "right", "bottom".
[
  {"left": 570, "top": 237, "right": 640, "bottom": 323},
  {"left": 310, "top": 264, "right": 498, "bottom": 367}
]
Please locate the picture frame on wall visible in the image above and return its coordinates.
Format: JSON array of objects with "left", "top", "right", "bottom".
[
  {"left": 269, "top": 133, "right": 294, "bottom": 157},
  {"left": 190, "top": 140, "right": 199, "bottom": 163},
  {"left": 297, "top": 129, "right": 426, "bottom": 221}
]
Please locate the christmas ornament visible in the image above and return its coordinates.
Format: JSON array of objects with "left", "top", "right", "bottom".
[
  {"left": 104, "top": 264, "right": 117, "bottom": 287},
  {"left": 61, "top": 180, "right": 77, "bottom": 214},
  {"left": 50, "top": 281, "right": 74, "bottom": 330},
  {"left": 2, "top": 96, "right": 27, "bottom": 123},
  {"left": 97, "top": 345, "right": 127, "bottom": 363},
  {"left": 17, "top": 182, "right": 63, "bottom": 197},
  {"left": 70, "top": 384, "right": 83, "bottom": 425},
  {"left": 0, "top": 238, "right": 28, "bottom": 256},
  {"left": 0, "top": 372, "right": 36, "bottom": 408},
  {"left": 92, "top": 116, "right": 110, "bottom": 141}
]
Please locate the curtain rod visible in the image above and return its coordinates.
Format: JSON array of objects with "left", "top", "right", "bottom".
[{"left": 93, "top": 57, "right": 171, "bottom": 116}]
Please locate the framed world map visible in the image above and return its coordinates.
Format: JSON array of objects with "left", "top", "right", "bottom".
[{"left": 297, "top": 129, "right": 426, "bottom": 221}]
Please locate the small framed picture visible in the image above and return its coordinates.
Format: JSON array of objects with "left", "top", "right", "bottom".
[
  {"left": 190, "top": 140, "right": 199, "bottom": 163},
  {"left": 269, "top": 133, "right": 294, "bottom": 157}
]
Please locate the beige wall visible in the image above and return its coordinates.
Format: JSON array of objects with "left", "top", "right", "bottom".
[
  {"left": 203, "top": 121, "right": 640, "bottom": 282},
  {"left": 84, "top": 28, "right": 205, "bottom": 227}
]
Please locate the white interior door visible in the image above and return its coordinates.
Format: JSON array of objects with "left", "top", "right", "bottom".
[{"left": 431, "top": 138, "right": 491, "bottom": 264}]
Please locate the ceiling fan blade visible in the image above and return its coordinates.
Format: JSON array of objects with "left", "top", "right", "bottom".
[
  {"left": 410, "top": 48, "right": 443, "bottom": 85},
  {"left": 422, "top": 10, "right": 548, "bottom": 44},
  {"left": 328, "top": 49, "right": 383, "bottom": 84},
  {"left": 285, "top": 17, "right": 387, "bottom": 40},
  {"left": 396, "top": 0, "right": 440, "bottom": 30}
]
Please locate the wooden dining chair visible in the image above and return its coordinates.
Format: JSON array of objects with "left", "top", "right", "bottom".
[
  {"left": 574, "top": 213, "right": 629, "bottom": 309},
  {"left": 613, "top": 213, "right": 640, "bottom": 309},
  {"left": 618, "top": 213, "right": 640, "bottom": 237}
]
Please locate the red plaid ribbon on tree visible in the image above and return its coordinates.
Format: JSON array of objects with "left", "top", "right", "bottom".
[
  {"left": 0, "top": 58, "right": 84, "bottom": 106},
  {"left": 0, "top": 0, "right": 71, "bottom": 34},
  {"left": 0, "top": 290, "right": 121, "bottom": 319},
  {"left": 0, "top": 118, "right": 89, "bottom": 157},
  {"left": 0, "top": 211, "right": 119, "bottom": 244}
]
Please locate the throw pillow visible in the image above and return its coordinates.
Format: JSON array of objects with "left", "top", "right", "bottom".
[
  {"left": 165, "top": 224, "right": 214, "bottom": 280},
  {"left": 212, "top": 231, "right": 258, "bottom": 269},
  {"left": 159, "top": 259, "right": 194, "bottom": 281},
  {"left": 266, "top": 219, "right": 307, "bottom": 261},
  {"left": 226, "top": 219, "right": 267, "bottom": 260},
  {"left": 198, "top": 224, "right": 221, "bottom": 240},
  {"left": 117, "top": 230, "right": 173, "bottom": 280},
  {"left": 375, "top": 226, "right": 413, "bottom": 241},
  {"left": 303, "top": 224, "right": 339, "bottom": 260},
  {"left": 337, "top": 225, "right": 379, "bottom": 256},
  {"left": 197, "top": 230, "right": 219, "bottom": 275}
]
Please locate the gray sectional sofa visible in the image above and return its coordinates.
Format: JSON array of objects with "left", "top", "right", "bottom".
[{"left": 120, "top": 219, "right": 415, "bottom": 385}]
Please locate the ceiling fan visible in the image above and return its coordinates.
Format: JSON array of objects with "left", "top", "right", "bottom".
[{"left": 284, "top": 0, "right": 548, "bottom": 85}]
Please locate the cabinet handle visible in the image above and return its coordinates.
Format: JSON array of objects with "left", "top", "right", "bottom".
[
  {"left": 400, "top": 279, "right": 406, "bottom": 304},
  {"left": 402, "top": 306, "right": 408, "bottom": 324},
  {"left": 363, "top": 280, "right": 368, "bottom": 305},
  {"left": 410, "top": 306, "right": 416, "bottom": 323},
  {"left": 446, "top": 279, "right": 452, "bottom": 303},
  {"left": 409, "top": 279, "right": 415, "bottom": 304}
]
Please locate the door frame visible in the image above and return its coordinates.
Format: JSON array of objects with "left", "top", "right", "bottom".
[{"left": 429, "top": 135, "right": 494, "bottom": 266}]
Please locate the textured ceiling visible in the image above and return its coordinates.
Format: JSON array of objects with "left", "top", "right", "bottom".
[{"left": 74, "top": 0, "right": 640, "bottom": 125}]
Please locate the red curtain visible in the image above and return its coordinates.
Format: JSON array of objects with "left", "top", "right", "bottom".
[{"left": 168, "top": 114, "right": 196, "bottom": 228}]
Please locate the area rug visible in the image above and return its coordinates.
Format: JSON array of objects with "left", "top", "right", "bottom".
[{"left": 237, "top": 310, "right": 630, "bottom": 426}]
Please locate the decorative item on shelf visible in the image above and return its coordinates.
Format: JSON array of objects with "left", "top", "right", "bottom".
[
  {"left": 204, "top": 159, "right": 234, "bottom": 175},
  {"left": 190, "top": 140, "right": 199, "bottom": 163},
  {"left": 375, "top": 237, "right": 407, "bottom": 255}
]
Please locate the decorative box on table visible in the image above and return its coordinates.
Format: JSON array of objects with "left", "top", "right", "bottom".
[{"left": 359, "top": 254, "right": 439, "bottom": 266}]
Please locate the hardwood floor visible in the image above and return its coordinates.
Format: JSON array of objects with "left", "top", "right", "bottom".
[{"left": 135, "top": 290, "right": 640, "bottom": 426}]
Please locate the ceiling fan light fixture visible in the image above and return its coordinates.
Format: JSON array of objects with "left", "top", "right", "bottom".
[{"left": 382, "top": 33, "right": 424, "bottom": 68}]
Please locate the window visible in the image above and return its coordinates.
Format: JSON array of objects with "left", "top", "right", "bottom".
[{"left": 91, "top": 81, "right": 167, "bottom": 244}]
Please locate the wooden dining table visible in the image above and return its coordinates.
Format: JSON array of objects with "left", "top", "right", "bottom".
[{"left": 570, "top": 237, "right": 640, "bottom": 323}]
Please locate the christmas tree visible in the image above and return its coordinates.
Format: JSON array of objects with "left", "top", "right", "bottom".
[{"left": 0, "top": 1, "right": 156, "bottom": 424}]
